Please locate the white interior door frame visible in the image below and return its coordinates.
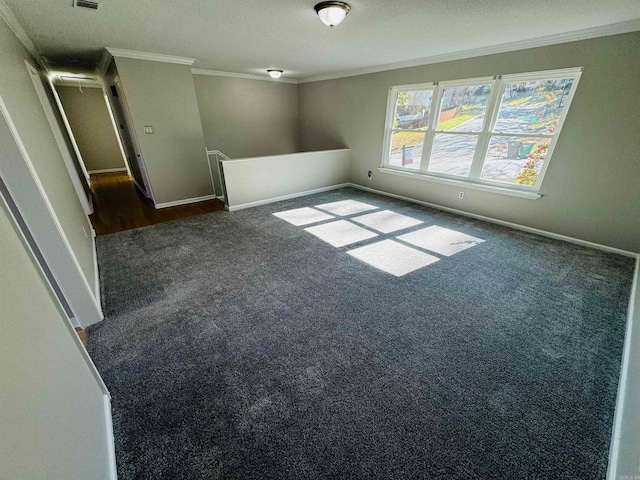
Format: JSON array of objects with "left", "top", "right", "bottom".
[
  {"left": 113, "top": 75, "right": 155, "bottom": 202},
  {"left": 0, "top": 93, "right": 103, "bottom": 328},
  {"left": 25, "top": 61, "right": 93, "bottom": 215},
  {"left": 45, "top": 75, "right": 91, "bottom": 184},
  {"left": 101, "top": 86, "right": 131, "bottom": 177},
  {"left": 0, "top": 187, "right": 117, "bottom": 480}
]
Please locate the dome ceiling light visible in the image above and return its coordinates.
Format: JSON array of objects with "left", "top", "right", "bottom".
[
  {"left": 267, "top": 69, "right": 283, "bottom": 78},
  {"left": 314, "top": 1, "right": 351, "bottom": 28}
]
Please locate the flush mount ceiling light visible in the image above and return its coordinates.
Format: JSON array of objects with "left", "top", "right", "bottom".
[
  {"left": 314, "top": 1, "right": 351, "bottom": 28},
  {"left": 267, "top": 69, "right": 283, "bottom": 78}
]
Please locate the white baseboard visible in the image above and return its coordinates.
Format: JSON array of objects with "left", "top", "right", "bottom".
[
  {"left": 607, "top": 256, "right": 640, "bottom": 479},
  {"left": 91, "top": 227, "right": 102, "bottom": 319},
  {"left": 88, "top": 168, "right": 127, "bottom": 174},
  {"left": 103, "top": 394, "right": 118, "bottom": 480},
  {"left": 226, "top": 183, "right": 351, "bottom": 212},
  {"left": 348, "top": 183, "right": 638, "bottom": 257},
  {"left": 154, "top": 194, "right": 217, "bottom": 209}
]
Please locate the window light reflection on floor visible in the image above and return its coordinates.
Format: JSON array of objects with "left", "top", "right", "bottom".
[
  {"left": 397, "top": 225, "right": 485, "bottom": 257},
  {"left": 347, "top": 240, "right": 439, "bottom": 277},
  {"left": 351, "top": 210, "right": 423, "bottom": 234},
  {"left": 314, "top": 199, "right": 379, "bottom": 216},
  {"left": 304, "top": 220, "right": 378, "bottom": 248},
  {"left": 273, "top": 200, "right": 486, "bottom": 277},
  {"left": 272, "top": 207, "right": 335, "bottom": 226}
]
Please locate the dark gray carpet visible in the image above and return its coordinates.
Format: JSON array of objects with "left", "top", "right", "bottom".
[{"left": 89, "top": 187, "right": 634, "bottom": 480}]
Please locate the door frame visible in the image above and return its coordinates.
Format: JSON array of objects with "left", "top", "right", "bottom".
[
  {"left": 25, "top": 61, "right": 93, "bottom": 215},
  {"left": 113, "top": 75, "right": 155, "bottom": 202},
  {"left": 0, "top": 185, "right": 117, "bottom": 480},
  {"left": 0, "top": 93, "right": 103, "bottom": 328}
]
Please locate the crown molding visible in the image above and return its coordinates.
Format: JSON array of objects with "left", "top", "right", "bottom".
[
  {"left": 0, "top": 0, "right": 47, "bottom": 70},
  {"left": 106, "top": 48, "right": 195, "bottom": 65},
  {"left": 191, "top": 68, "right": 298, "bottom": 84},
  {"left": 96, "top": 48, "right": 112, "bottom": 75},
  {"left": 299, "top": 19, "right": 640, "bottom": 84}
]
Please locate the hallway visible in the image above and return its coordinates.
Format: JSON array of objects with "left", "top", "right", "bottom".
[{"left": 89, "top": 172, "right": 225, "bottom": 235}]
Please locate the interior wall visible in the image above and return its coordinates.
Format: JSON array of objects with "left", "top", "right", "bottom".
[
  {"left": 56, "top": 85, "right": 125, "bottom": 173},
  {"left": 193, "top": 74, "right": 299, "bottom": 159},
  {"left": 222, "top": 149, "right": 351, "bottom": 209},
  {"left": 298, "top": 31, "right": 640, "bottom": 253},
  {"left": 0, "top": 196, "right": 112, "bottom": 480},
  {"left": 0, "top": 17, "right": 96, "bottom": 290},
  {"left": 113, "top": 57, "right": 213, "bottom": 205},
  {"left": 613, "top": 259, "right": 640, "bottom": 478}
]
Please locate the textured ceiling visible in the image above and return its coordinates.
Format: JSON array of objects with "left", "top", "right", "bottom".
[{"left": 5, "top": 0, "right": 640, "bottom": 80}]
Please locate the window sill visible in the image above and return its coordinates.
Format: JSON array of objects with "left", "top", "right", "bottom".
[{"left": 378, "top": 167, "right": 542, "bottom": 200}]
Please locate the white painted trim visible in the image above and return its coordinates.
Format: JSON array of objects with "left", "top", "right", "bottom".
[
  {"left": 25, "top": 61, "right": 93, "bottom": 215},
  {"left": 102, "top": 88, "right": 131, "bottom": 177},
  {"left": 192, "top": 68, "right": 298, "bottom": 84},
  {"left": 103, "top": 395, "right": 118, "bottom": 480},
  {"left": 154, "top": 194, "right": 218, "bottom": 209},
  {"left": 226, "top": 183, "right": 351, "bottom": 212},
  {"left": 0, "top": 95, "right": 104, "bottom": 327},
  {"left": 0, "top": 172, "right": 109, "bottom": 395},
  {"left": 52, "top": 79, "right": 103, "bottom": 88},
  {"left": 220, "top": 148, "right": 351, "bottom": 164},
  {"left": 97, "top": 48, "right": 112, "bottom": 76},
  {"left": 299, "top": 19, "right": 640, "bottom": 84},
  {"left": 0, "top": 0, "right": 48, "bottom": 69},
  {"left": 205, "top": 149, "right": 217, "bottom": 197},
  {"left": 106, "top": 47, "right": 195, "bottom": 65},
  {"left": 88, "top": 167, "right": 127, "bottom": 174},
  {"left": 607, "top": 255, "right": 640, "bottom": 480},
  {"left": 48, "top": 79, "right": 91, "bottom": 182},
  {"left": 206, "top": 149, "right": 231, "bottom": 160},
  {"left": 348, "top": 183, "right": 638, "bottom": 257},
  {"left": 378, "top": 167, "right": 542, "bottom": 200},
  {"left": 91, "top": 228, "right": 100, "bottom": 307},
  {"left": 216, "top": 195, "right": 225, "bottom": 201}
]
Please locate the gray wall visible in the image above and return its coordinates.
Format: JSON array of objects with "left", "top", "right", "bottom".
[
  {"left": 0, "top": 17, "right": 96, "bottom": 289},
  {"left": 0, "top": 196, "right": 112, "bottom": 480},
  {"left": 57, "top": 85, "right": 125, "bottom": 173},
  {"left": 114, "top": 57, "right": 213, "bottom": 204},
  {"left": 298, "top": 32, "right": 640, "bottom": 253},
  {"left": 193, "top": 74, "right": 299, "bottom": 159},
  {"left": 613, "top": 262, "right": 640, "bottom": 478}
]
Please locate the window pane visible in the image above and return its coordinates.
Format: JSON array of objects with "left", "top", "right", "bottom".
[
  {"left": 480, "top": 136, "right": 551, "bottom": 185},
  {"left": 394, "top": 90, "right": 433, "bottom": 130},
  {"left": 437, "top": 84, "right": 491, "bottom": 132},
  {"left": 428, "top": 133, "right": 479, "bottom": 177},
  {"left": 389, "top": 131, "right": 425, "bottom": 170},
  {"left": 493, "top": 78, "right": 575, "bottom": 134}
]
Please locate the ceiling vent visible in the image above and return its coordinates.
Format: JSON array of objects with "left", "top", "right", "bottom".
[{"left": 74, "top": 0, "right": 99, "bottom": 10}]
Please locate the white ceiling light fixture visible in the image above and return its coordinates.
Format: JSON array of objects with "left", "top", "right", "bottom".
[
  {"left": 267, "top": 69, "right": 283, "bottom": 78},
  {"left": 314, "top": 1, "right": 351, "bottom": 28}
]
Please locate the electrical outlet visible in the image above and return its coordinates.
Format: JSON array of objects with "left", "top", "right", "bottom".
[
  {"left": 367, "top": 170, "right": 373, "bottom": 180},
  {"left": 459, "top": 192, "right": 464, "bottom": 199}
]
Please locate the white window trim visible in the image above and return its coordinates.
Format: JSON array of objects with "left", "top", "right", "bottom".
[{"left": 380, "top": 67, "right": 583, "bottom": 198}]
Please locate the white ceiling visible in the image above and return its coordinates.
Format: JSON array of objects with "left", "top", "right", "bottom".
[{"left": 5, "top": 0, "right": 640, "bottom": 80}]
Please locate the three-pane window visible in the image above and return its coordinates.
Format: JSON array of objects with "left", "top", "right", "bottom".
[{"left": 381, "top": 68, "right": 581, "bottom": 192}]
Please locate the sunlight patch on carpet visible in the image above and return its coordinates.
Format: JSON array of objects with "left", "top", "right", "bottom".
[
  {"left": 398, "top": 225, "right": 485, "bottom": 256},
  {"left": 305, "top": 220, "right": 378, "bottom": 247},
  {"left": 273, "top": 207, "right": 334, "bottom": 226},
  {"left": 347, "top": 240, "right": 439, "bottom": 277},
  {"left": 315, "top": 200, "right": 378, "bottom": 216},
  {"left": 351, "top": 210, "right": 423, "bottom": 234}
]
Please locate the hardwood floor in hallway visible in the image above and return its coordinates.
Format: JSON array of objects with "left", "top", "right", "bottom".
[{"left": 89, "top": 172, "right": 225, "bottom": 235}]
